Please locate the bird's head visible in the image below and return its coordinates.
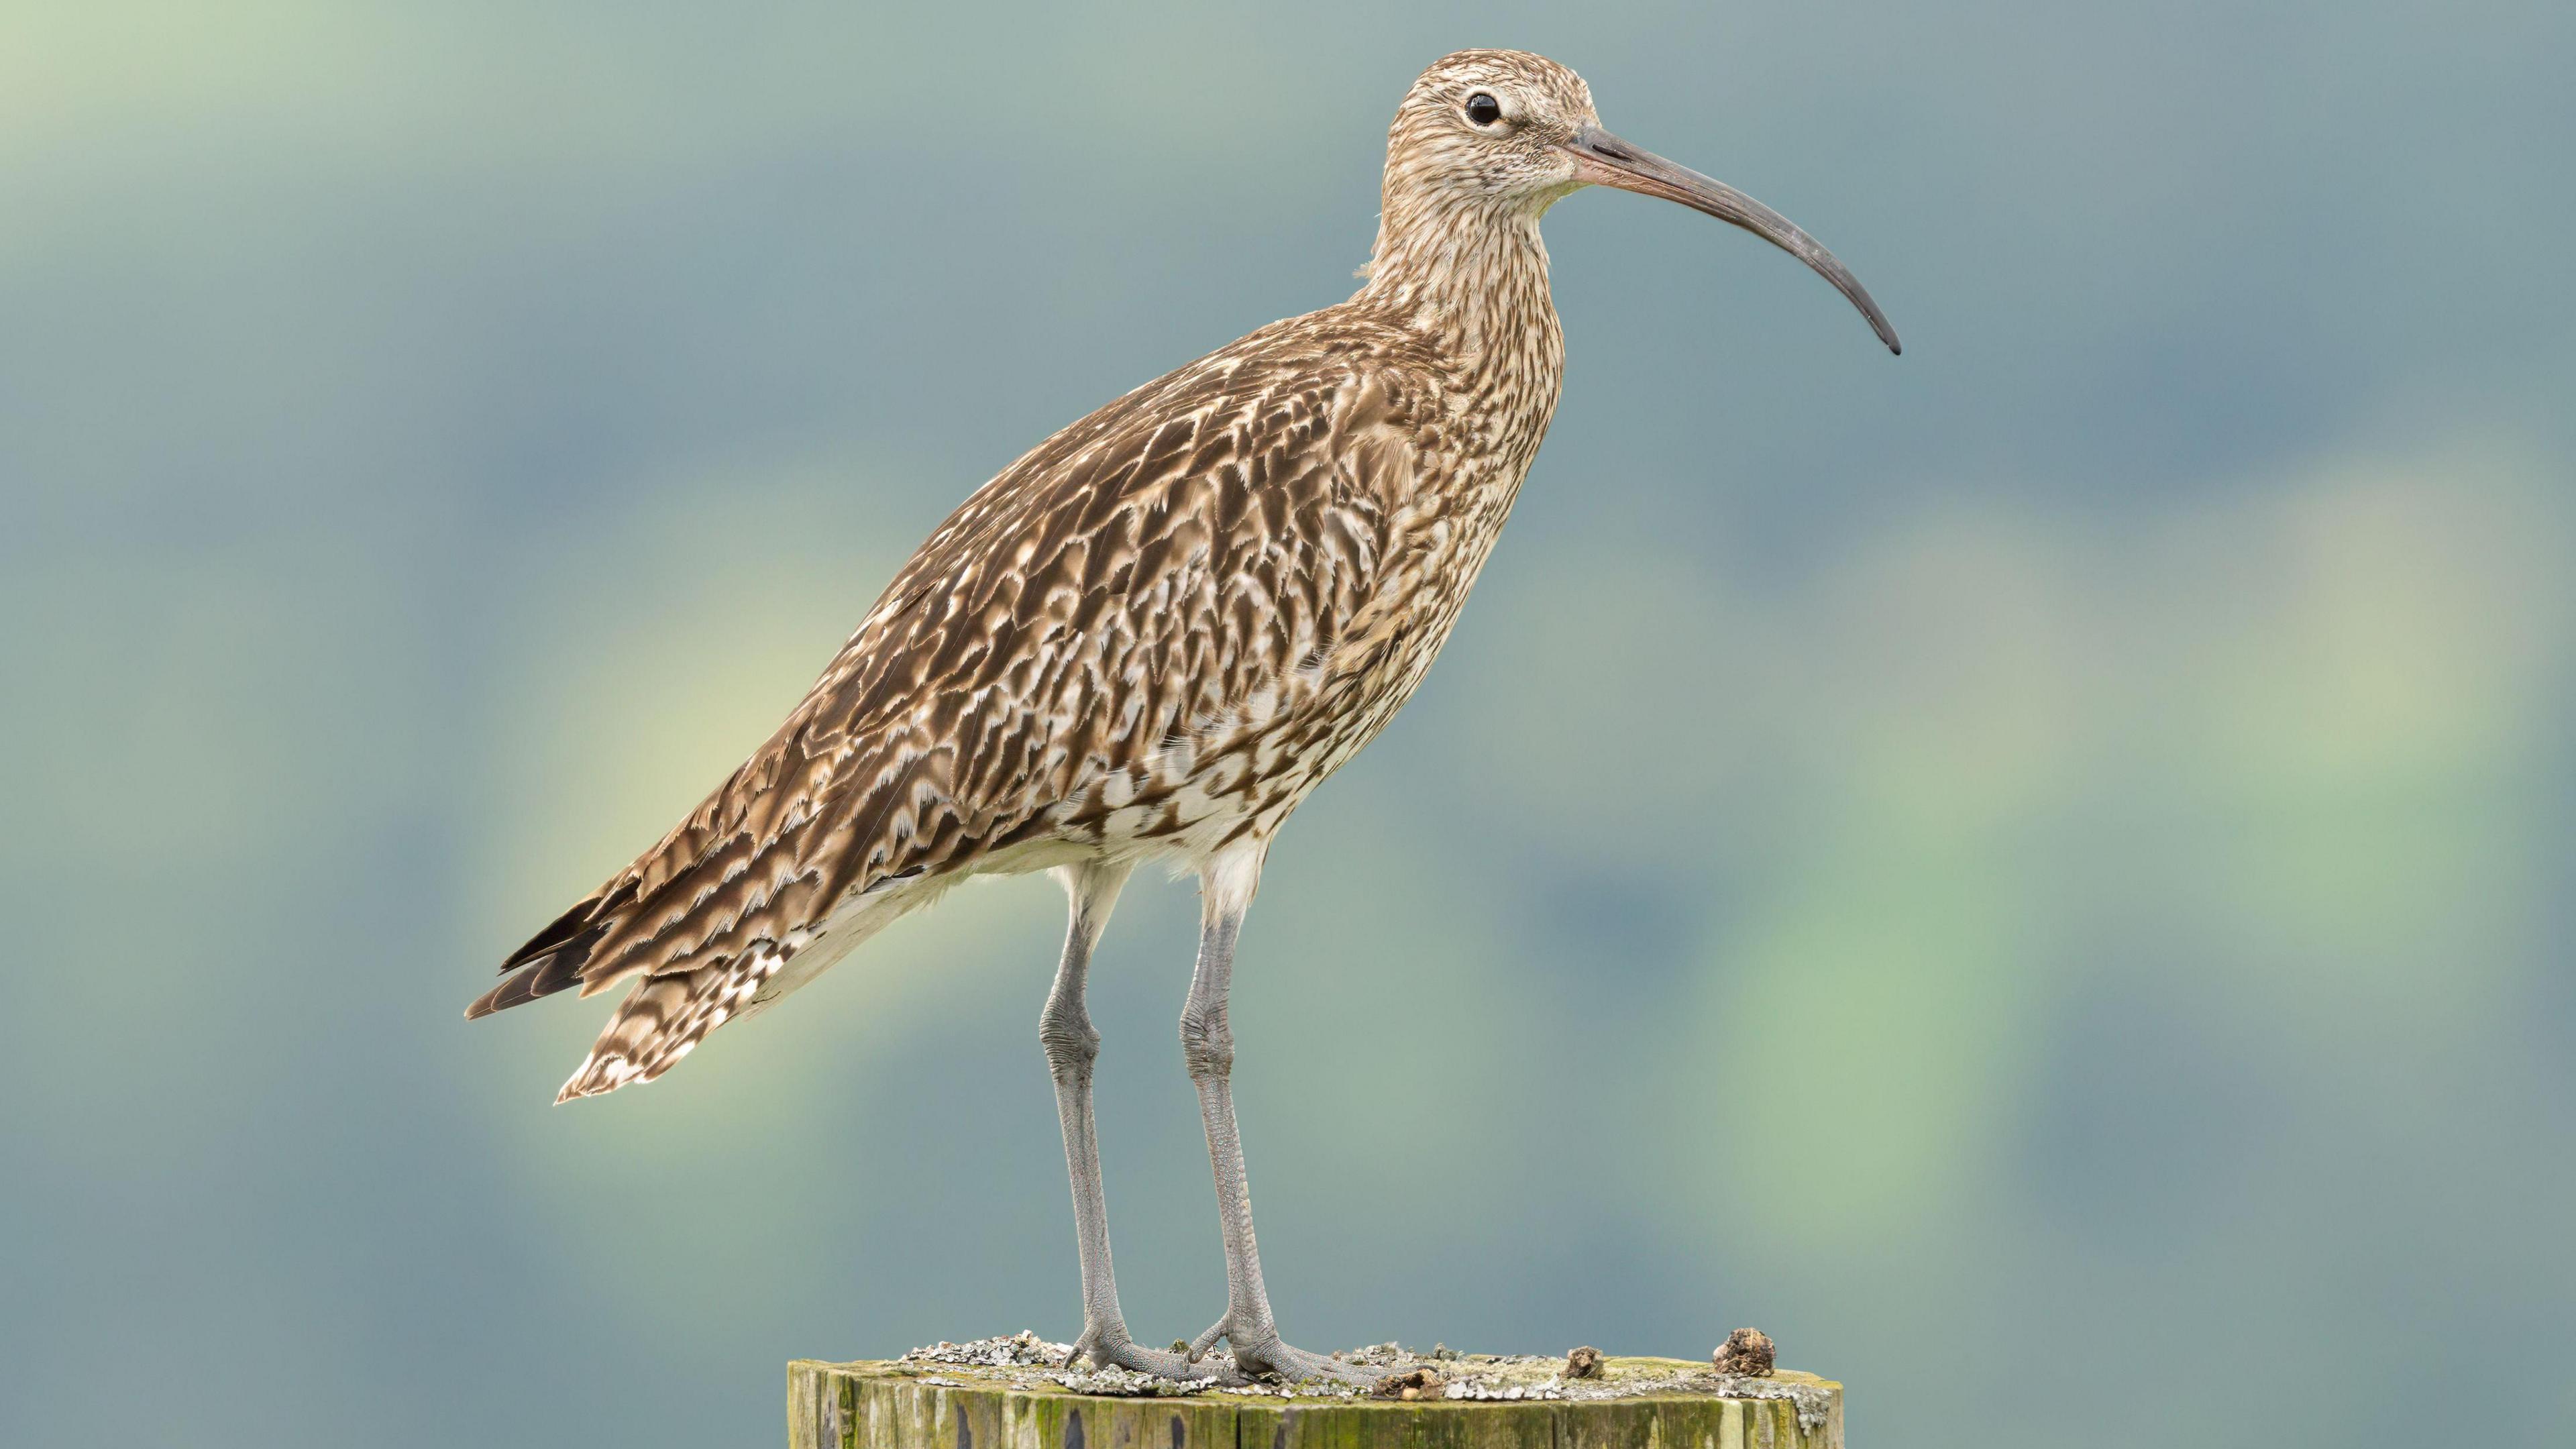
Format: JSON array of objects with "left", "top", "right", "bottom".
[{"left": 1371, "top": 49, "right": 1898, "bottom": 355}]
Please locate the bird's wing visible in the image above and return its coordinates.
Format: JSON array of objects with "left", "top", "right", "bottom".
[{"left": 472, "top": 314, "right": 1445, "bottom": 1087}]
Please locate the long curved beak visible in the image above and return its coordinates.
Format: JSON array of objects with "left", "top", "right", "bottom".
[{"left": 1564, "top": 125, "right": 1900, "bottom": 356}]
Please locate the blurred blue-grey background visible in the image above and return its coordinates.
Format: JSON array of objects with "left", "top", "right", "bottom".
[{"left": 5, "top": 3, "right": 2572, "bottom": 1445}]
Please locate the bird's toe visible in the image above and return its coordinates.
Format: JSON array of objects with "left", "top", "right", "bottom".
[
  {"left": 1225, "top": 1329, "right": 1378, "bottom": 1387},
  {"left": 1073, "top": 1326, "right": 1244, "bottom": 1385}
]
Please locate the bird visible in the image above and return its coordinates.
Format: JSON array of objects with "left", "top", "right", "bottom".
[{"left": 468, "top": 48, "right": 1896, "bottom": 1385}]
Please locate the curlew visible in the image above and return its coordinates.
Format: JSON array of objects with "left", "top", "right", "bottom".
[{"left": 470, "top": 49, "right": 1897, "bottom": 1384}]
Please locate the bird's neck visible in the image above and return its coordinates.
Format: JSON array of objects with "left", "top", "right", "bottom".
[{"left": 1352, "top": 197, "right": 1565, "bottom": 407}]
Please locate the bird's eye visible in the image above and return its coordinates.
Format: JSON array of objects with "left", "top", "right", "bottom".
[{"left": 1464, "top": 93, "right": 1503, "bottom": 127}]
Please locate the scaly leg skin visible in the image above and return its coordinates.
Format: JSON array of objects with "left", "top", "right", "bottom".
[
  {"left": 1043, "top": 861, "right": 1242, "bottom": 1385},
  {"left": 1175, "top": 845, "right": 1379, "bottom": 1389}
]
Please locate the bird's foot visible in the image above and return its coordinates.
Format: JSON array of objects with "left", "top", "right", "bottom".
[
  {"left": 1187, "top": 1314, "right": 1377, "bottom": 1386},
  {"left": 1066, "top": 1324, "right": 1244, "bottom": 1385}
]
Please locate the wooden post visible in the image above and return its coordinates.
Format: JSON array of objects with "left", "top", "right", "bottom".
[{"left": 790, "top": 1353, "right": 1844, "bottom": 1449}]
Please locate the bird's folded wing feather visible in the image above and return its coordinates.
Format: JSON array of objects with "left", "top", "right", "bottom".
[{"left": 482, "top": 318, "right": 1446, "bottom": 1011}]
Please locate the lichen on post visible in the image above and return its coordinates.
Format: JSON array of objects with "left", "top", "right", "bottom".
[{"left": 788, "top": 1345, "right": 1844, "bottom": 1449}]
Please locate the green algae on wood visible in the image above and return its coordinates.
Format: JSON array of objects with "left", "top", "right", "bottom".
[{"left": 788, "top": 1356, "right": 1844, "bottom": 1449}]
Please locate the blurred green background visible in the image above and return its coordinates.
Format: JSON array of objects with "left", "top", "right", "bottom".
[{"left": 5, "top": 3, "right": 2572, "bottom": 1445}]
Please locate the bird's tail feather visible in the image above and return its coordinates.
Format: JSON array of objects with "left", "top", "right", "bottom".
[
  {"left": 554, "top": 946, "right": 792, "bottom": 1102},
  {"left": 465, "top": 950, "right": 587, "bottom": 1020},
  {"left": 545, "top": 872, "right": 941, "bottom": 1102}
]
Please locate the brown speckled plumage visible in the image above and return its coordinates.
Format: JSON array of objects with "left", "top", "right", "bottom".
[{"left": 468, "top": 49, "right": 1896, "bottom": 1118}]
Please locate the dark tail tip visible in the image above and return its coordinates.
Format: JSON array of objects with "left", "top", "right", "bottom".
[{"left": 466, "top": 951, "right": 585, "bottom": 1020}]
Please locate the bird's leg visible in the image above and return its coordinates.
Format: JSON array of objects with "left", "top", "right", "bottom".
[
  {"left": 1175, "top": 848, "right": 1376, "bottom": 1387},
  {"left": 1041, "top": 861, "right": 1228, "bottom": 1383}
]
